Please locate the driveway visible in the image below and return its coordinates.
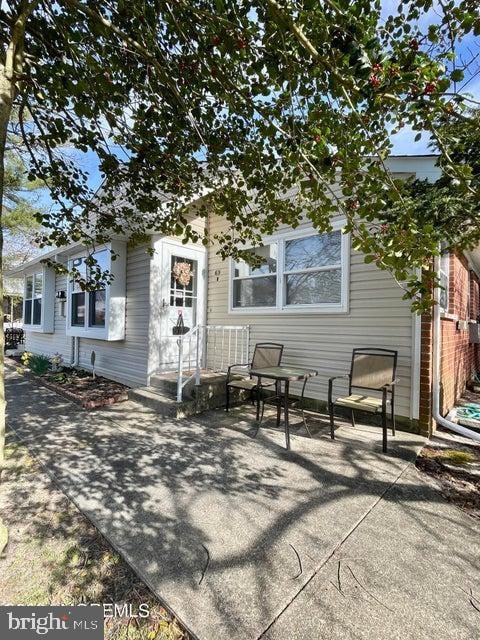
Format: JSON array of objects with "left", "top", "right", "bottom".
[{"left": 5, "top": 367, "right": 480, "bottom": 640}]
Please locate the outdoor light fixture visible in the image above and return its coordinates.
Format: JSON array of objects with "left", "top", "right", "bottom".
[{"left": 56, "top": 290, "right": 66, "bottom": 299}]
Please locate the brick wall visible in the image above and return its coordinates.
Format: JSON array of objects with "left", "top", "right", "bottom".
[
  {"left": 419, "top": 309, "right": 433, "bottom": 433},
  {"left": 440, "top": 254, "right": 480, "bottom": 414},
  {"left": 419, "top": 253, "right": 480, "bottom": 434}
]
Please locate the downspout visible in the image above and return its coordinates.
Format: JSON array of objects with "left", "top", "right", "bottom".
[
  {"left": 69, "top": 337, "right": 79, "bottom": 366},
  {"left": 432, "top": 254, "right": 480, "bottom": 442}
]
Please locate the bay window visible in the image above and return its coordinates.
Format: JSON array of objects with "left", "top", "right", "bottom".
[
  {"left": 230, "top": 226, "right": 348, "bottom": 313},
  {"left": 66, "top": 241, "right": 126, "bottom": 340}
]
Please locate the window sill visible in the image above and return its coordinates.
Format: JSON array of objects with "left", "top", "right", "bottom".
[
  {"left": 440, "top": 311, "right": 459, "bottom": 321},
  {"left": 66, "top": 327, "right": 109, "bottom": 340},
  {"left": 229, "top": 304, "right": 349, "bottom": 315},
  {"left": 23, "top": 324, "right": 53, "bottom": 334}
]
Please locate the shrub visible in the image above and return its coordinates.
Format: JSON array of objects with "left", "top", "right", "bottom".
[
  {"left": 28, "top": 353, "right": 51, "bottom": 376},
  {"left": 20, "top": 351, "right": 32, "bottom": 367},
  {"left": 50, "top": 353, "right": 64, "bottom": 371},
  {"left": 47, "top": 372, "right": 75, "bottom": 385}
]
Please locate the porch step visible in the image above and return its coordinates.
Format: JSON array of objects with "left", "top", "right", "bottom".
[
  {"left": 128, "top": 387, "right": 178, "bottom": 417},
  {"left": 149, "top": 373, "right": 181, "bottom": 397},
  {"left": 149, "top": 370, "right": 233, "bottom": 401},
  {"left": 130, "top": 372, "right": 247, "bottom": 417}
]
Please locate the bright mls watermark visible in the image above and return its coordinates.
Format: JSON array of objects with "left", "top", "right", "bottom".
[
  {"left": 0, "top": 603, "right": 152, "bottom": 638},
  {"left": 0, "top": 607, "right": 103, "bottom": 639},
  {"left": 101, "top": 603, "right": 149, "bottom": 619}
]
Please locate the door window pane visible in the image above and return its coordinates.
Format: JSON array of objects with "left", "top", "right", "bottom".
[
  {"left": 233, "top": 275, "right": 276, "bottom": 308},
  {"left": 71, "top": 292, "right": 85, "bottom": 326},
  {"left": 170, "top": 257, "right": 197, "bottom": 304},
  {"left": 285, "top": 269, "right": 342, "bottom": 305},
  {"left": 89, "top": 290, "right": 106, "bottom": 327},
  {"left": 284, "top": 232, "right": 341, "bottom": 272}
]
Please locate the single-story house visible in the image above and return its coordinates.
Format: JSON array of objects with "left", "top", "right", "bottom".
[{"left": 7, "top": 155, "right": 480, "bottom": 436}]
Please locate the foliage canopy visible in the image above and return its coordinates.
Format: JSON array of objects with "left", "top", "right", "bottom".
[{"left": 1, "top": 0, "right": 480, "bottom": 310}]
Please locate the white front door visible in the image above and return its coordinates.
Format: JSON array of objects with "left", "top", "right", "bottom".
[{"left": 158, "top": 241, "right": 206, "bottom": 370}]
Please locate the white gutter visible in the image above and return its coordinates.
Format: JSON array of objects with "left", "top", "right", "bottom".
[{"left": 432, "top": 254, "right": 480, "bottom": 442}]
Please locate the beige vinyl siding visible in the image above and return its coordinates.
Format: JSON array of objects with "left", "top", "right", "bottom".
[
  {"left": 24, "top": 273, "right": 73, "bottom": 361},
  {"left": 207, "top": 214, "right": 414, "bottom": 419},
  {"left": 77, "top": 244, "right": 151, "bottom": 387},
  {"left": 188, "top": 212, "right": 207, "bottom": 238}
]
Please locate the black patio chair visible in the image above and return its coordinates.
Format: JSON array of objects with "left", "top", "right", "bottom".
[
  {"left": 4, "top": 328, "right": 24, "bottom": 351},
  {"left": 328, "top": 348, "right": 398, "bottom": 453},
  {"left": 225, "top": 342, "right": 284, "bottom": 419}
]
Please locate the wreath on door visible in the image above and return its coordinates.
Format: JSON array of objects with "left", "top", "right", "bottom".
[{"left": 172, "top": 261, "right": 193, "bottom": 287}]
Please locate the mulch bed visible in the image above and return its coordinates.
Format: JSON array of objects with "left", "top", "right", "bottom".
[
  {"left": 416, "top": 439, "right": 480, "bottom": 518},
  {"left": 8, "top": 357, "right": 129, "bottom": 409},
  {"left": 35, "top": 374, "right": 129, "bottom": 409}
]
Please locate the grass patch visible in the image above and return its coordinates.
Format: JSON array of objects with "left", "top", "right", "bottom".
[
  {"left": 437, "top": 449, "right": 476, "bottom": 465},
  {"left": 0, "top": 430, "right": 186, "bottom": 640},
  {"left": 416, "top": 441, "right": 480, "bottom": 518}
]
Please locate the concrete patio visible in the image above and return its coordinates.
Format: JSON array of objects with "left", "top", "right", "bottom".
[{"left": 5, "top": 366, "right": 480, "bottom": 640}]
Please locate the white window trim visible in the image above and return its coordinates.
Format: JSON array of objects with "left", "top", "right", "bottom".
[
  {"left": 23, "top": 265, "right": 55, "bottom": 333},
  {"left": 439, "top": 250, "right": 450, "bottom": 313},
  {"left": 23, "top": 272, "right": 43, "bottom": 329},
  {"left": 66, "top": 247, "right": 111, "bottom": 340},
  {"left": 228, "top": 220, "right": 350, "bottom": 315}
]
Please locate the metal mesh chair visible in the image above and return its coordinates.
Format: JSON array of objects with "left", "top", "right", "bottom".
[
  {"left": 4, "top": 328, "right": 25, "bottom": 351},
  {"left": 328, "top": 348, "right": 398, "bottom": 452},
  {"left": 226, "top": 343, "right": 284, "bottom": 418}
]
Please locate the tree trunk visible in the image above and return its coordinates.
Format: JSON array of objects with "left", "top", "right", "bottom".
[
  {"left": 0, "top": 72, "right": 13, "bottom": 473},
  {"left": 0, "top": 0, "right": 35, "bottom": 471}
]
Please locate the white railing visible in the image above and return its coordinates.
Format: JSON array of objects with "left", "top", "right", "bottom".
[{"left": 174, "top": 324, "right": 250, "bottom": 402}]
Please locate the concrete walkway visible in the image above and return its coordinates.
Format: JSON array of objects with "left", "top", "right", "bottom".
[{"left": 5, "top": 368, "right": 480, "bottom": 640}]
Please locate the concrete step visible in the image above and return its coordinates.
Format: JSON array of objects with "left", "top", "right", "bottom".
[
  {"left": 149, "top": 374, "right": 179, "bottom": 397},
  {"left": 129, "top": 375, "right": 247, "bottom": 418},
  {"left": 149, "top": 370, "right": 232, "bottom": 402},
  {"left": 128, "top": 387, "right": 178, "bottom": 417}
]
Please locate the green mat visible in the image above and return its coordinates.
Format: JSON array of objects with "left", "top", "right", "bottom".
[{"left": 456, "top": 403, "right": 480, "bottom": 421}]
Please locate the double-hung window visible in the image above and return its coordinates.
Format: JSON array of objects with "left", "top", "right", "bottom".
[
  {"left": 88, "top": 248, "right": 108, "bottom": 327},
  {"left": 24, "top": 272, "right": 43, "bottom": 326},
  {"left": 70, "top": 250, "right": 108, "bottom": 328},
  {"left": 230, "top": 226, "right": 348, "bottom": 313},
  {"left": 23, "top": 266, "right": 55, "bottom": 332},
  {"left": 70, "top": 256, "right": 87, "bottom": 327}
]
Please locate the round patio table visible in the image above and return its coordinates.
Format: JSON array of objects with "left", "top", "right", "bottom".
[{"left": 249, "top": 366, "right": 318, "bottom": 450}]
